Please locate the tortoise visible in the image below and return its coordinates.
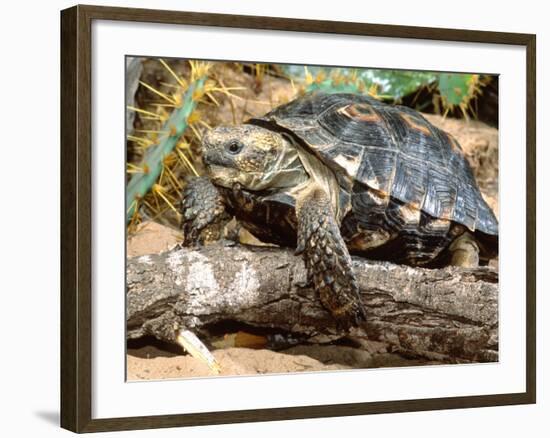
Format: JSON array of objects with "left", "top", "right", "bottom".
[{"left": 180, "top": 92, "right": 498, "bottom": 327}]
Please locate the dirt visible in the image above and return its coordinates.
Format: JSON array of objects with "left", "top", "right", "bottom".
[
  {"left": 127, "top": 337, "right": 440, "bottom": 381},
  {"left": 127, "top": 345, "right": 345, "bottom": 380},
  {"left": 203, "top": 63, "right": 297, "bottom": 128},
  {"left": 126, "top": 221, "right": 182, "bottom": 258}
]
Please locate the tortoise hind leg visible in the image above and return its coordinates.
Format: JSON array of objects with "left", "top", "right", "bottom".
[
  {"left": 295, "top": 182, "right": 367, "bottom": 327},
  {"left": 449, "top": 232, "right": 479, "bottom": 268}
]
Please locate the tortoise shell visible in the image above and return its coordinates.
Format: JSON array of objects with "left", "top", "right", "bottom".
[{"left": 246, "top": 92, "right": 498, "bottom": 265}]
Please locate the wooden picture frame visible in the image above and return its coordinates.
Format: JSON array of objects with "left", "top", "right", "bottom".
[{"left": 60, "top": 4, "right": 536, "bottom": 433}]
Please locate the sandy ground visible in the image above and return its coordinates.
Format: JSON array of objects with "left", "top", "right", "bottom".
[
  {"left": 128, "top": 335, "right": 439, "bottom": 381},
  {"left": 128, "top": 345, "right": 349, "bottom": 380},
  {"left": 127, "top": 348, "right": 441, "bottom": 381}
]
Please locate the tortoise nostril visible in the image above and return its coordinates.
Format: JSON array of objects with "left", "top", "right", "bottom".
[{"left": 203, "top": 150, "right": 213, "bottom": 165}]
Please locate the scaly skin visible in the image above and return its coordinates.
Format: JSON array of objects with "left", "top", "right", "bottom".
[
  {"left": 180, "top": 176, "right": 230, "bottom": 246},
  {"left": 296, "top": 182, "right": 367, "bottom": 328},
  {"left": 449, "top": 231, "right": 480, "bottom": 268}
]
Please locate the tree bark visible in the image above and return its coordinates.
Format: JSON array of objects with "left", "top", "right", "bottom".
[{"left": 127, "top": 243, "right": 498, "bottom": 363}]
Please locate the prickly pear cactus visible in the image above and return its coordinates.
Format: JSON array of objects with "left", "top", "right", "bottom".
[
  {"left": 436, "top": 73, "right": 483, "bottom": 117},
  {"left": 282, "top": 65, "right": 484, "bottom": 118},
  {"left": 283, "top": 65, "right": 437, "bottom": 100}
]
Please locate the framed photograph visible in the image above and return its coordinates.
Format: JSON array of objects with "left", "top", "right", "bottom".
[{"left": 60, "top": 4, "right": 536, "bottom": 433}]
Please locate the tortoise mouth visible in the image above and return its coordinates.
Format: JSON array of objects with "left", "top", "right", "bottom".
[
  {"left": 206, "top": 163, "right": 275, "bottom": 191},
  {"left": 205, "top": 164, "right": 239, "bottom": 188}
]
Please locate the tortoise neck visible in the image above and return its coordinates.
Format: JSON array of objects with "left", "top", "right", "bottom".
[{"left": 264, "top": 133, "right": 309, "bottom": 190}]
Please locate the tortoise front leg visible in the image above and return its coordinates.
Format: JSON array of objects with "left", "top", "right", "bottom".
[
  {"left": 179, "top": 176, "right": 230, "bottom": 246},
  {"left": 295, "top": 183, "right": 367, "bottom": 327}
]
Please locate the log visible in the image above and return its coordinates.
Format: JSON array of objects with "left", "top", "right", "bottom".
[{"left": 127, "top": 243, "right": 498, "bottom": 363}]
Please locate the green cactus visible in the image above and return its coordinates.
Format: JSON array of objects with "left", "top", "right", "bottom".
[
  {"left": 377, "top": 70, "right": 436, "bottom": 99},
  {"left": 437, "top": 73, "right": 481, "bottom": 115},
  {"left": 282, "top": 65, "right": 482, "bottom": 117},
  {"left": 126, "top": 76, "right": 206, "bottom": 223},
  {"left": 282, "top": 65, "right": 437, "bottom": 100}
]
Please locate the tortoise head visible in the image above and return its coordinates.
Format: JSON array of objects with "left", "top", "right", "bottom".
[{"left": 202, "top": 124, "right": 307, "bottom": 191}]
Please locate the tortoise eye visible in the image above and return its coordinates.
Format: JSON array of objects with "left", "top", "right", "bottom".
[{"left": 227, "top": 141, "right": 243, "bottom": 154}]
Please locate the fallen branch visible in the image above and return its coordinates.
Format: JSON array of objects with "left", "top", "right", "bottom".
[{"left": 127, "top": 243, "right": 498, "bottom": 362}]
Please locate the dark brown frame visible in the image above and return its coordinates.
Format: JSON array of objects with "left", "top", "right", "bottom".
[{"left": 61, "top": 4, "right": 536, "bottom": 433}]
